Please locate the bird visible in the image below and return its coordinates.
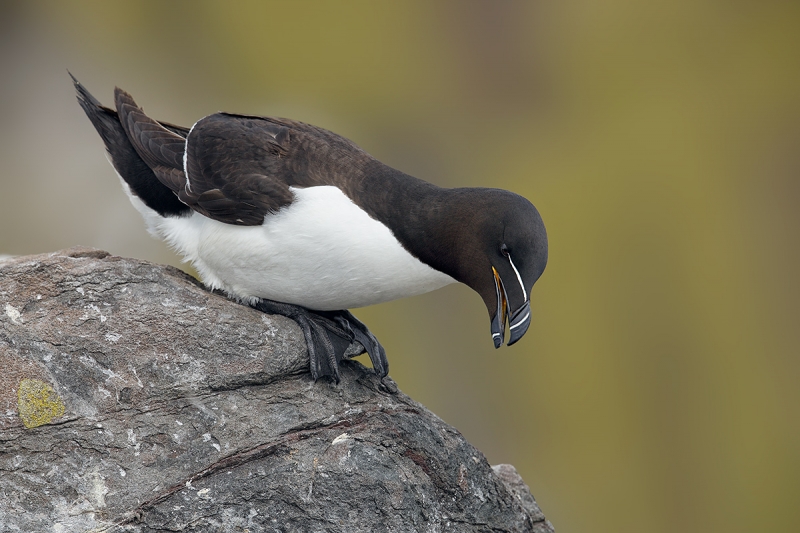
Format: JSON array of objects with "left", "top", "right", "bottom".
[{"left": 72, "top": 74, "right": 548, "bottom": 383}]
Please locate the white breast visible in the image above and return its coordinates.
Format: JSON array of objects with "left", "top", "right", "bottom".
[{"left": 127, "top": 184, "right": 455, "bottom": 310}]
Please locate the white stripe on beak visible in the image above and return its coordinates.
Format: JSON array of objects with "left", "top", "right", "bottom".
[
  {"left": 509, "top": 309, "right": 530, "bottom": 330},
  {"left": 507, "top": 255, "right": 527, "bottom": 302}
]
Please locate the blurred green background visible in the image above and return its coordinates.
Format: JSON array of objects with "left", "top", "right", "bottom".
[{"left": 2, "top": 1, "right": 799, "bottom": 531}]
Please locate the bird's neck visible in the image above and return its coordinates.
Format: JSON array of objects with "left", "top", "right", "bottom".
[{"left": 352, "top": 161, "right": 479, "bottom": 283}]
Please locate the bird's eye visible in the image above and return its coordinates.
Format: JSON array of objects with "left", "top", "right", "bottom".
[{"left": 500, "top": 243, "right": 509, "bottom": 257}]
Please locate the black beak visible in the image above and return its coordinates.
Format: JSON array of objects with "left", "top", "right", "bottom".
[
  {"left": 491, "top": 266, "right": 531, "bottom": 347},
  {"left": 507, "top": 300, "right": 531, "bottom": 346}
]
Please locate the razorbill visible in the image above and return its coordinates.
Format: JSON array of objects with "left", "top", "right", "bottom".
[{"left": 72, "top": 75, "right": 548, "bottom": 383}]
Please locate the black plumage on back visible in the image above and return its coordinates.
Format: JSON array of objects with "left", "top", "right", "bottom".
[{"left": 107, "top": 86, "right": 378, "bottom": 226}]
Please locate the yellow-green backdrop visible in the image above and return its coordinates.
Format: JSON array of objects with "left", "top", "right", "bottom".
[{"left": 1, "top": 2, "right": 798, "bottom": 532}]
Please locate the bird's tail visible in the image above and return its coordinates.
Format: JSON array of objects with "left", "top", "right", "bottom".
[{"left": 71, "top": 73, "right": 190, "bottom": 217}]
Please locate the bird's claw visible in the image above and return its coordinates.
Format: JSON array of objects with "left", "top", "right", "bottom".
[
  {"left": 253, "top": 300, "right": 388, "bottom": 383},
  {"left": 332, "top": 311, "right": 388, "bottom": 379}
]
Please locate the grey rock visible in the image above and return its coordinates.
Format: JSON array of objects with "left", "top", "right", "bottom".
[{"left": 0, "top": 247, "right": 554, "bottom": 532}]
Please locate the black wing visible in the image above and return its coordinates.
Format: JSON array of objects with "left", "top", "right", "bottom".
[
  {"left": 182, "top": 113, "right": 297, "bottom": 225},
  {"left": 114, "top": 90, "right": 297, "bottom": 226},
  {"left": 180, "top": 111, "right": 376, "bottom": 225},
  {"left": 85, "top": 79, "right": 374, "bottom": 226}
]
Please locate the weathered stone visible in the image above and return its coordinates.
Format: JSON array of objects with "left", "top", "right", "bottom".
[{"left": 0, "top": 248, "right": 554, "bottom": 532}]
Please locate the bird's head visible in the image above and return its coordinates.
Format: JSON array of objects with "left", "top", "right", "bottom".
[{"left": 444, "top": 189, "right": 548, "bottom": 348}]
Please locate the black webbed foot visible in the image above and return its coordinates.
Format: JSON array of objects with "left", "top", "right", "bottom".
[
  {"left": 253, "top": 300, "right": 387, "bottom": 383},
  {"left": 316, "top": 310, "right": 388, "bottom": 379}
]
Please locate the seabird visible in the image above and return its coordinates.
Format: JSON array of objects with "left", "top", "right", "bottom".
[{"left": 72, "top": 75, "right": 548, "bottom": 383}]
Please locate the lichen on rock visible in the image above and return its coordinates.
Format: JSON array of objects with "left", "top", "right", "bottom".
[{"left": 16, "top": 378, "right": 66, "bottom": 428}]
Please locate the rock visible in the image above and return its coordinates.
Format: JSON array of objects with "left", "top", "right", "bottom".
[{"left": 0, "top": 247, "right": 554, "bottom": 532}]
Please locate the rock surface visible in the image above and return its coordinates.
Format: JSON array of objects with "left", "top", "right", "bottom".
[{"left": 0, "top": 248, "right": 554, "bottom": 532}]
